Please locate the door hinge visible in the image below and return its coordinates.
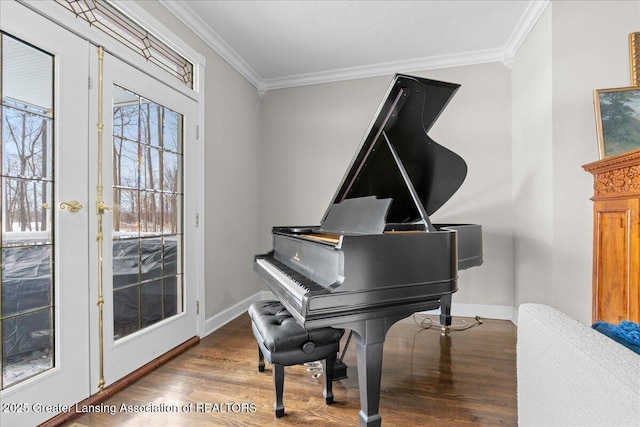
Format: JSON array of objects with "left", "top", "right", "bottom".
[
  {"left": 88, "top": 76, "right": 93, "bottom": 90},
  {"left": 196, "top": 301, "right": 200, "bottom": 315},
  {"left": 195, "top": 213, "right": 200, "bottom": 227},
  {"left": 196, "top": 125, "right": 200, "bottom": 140}
]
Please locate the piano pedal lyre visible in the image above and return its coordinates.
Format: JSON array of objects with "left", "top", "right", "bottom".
[
  {"left": 304, "top": 360, "right": 349, "bottom": 380},
  {"left": 305, "top": 330, "right": 352, "bottom": 380},
  {"left": 304, "top": 361, "right": 324, "bottom": 378}
]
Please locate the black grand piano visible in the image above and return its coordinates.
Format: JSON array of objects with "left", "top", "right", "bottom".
[{"left": 254, "top": 74, "right": 482, "bottom": 427}]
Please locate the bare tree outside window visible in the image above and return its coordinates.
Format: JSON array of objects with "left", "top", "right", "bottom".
[
  {"left": 1, "top": 33, "right": 55, "bottom": 390},
  {"left": 3, "top": 102, "right": 51, "bottom": 234},
  {"left": 111, "top": 85, "right": 183, "bottom": 339}
]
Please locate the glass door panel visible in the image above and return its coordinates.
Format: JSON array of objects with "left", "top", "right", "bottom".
[
  {"left": 112, "top": 86, "right": 184, "bottom": 340},
  {"left": 1, "top": 34, "right": 55, "bottom": 389}
]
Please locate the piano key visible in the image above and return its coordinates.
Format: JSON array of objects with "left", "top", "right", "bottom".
[
  {"left": 256, "top": 258, "right": 305, "bottom": 303},
  {"left": 258, "top": 256, "right": 328, "bottom": 294}
]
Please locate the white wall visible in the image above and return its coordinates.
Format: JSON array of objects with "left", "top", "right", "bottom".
[
  {"left": 259, "top": 77, "right": 389, "bottom": 247},
  {"left": 513, "top": 1, "right": 640, "bottom": 324},
  {"left": 138, "top": 2, "right": 264, "bottom": 320},
  {"left": 260, "top": 64, "right": 513, "bottom": 308},
  {"left": 551, "top": 1, "right": 640, "bottom": 323},
  {"left": 512, "top": 6, "right": 553, "bottom": 307}
]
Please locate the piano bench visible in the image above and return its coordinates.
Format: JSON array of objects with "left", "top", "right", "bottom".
[{"left": 248, "top": 300, "right": 344, "bottom": 418}]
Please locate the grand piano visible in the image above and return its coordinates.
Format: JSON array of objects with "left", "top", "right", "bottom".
[{"left": 254, "top": 74, "right": 482, "bottom": 427}]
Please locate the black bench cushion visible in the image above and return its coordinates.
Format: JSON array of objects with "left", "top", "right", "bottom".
[{"left": 249, "top": 300, "right": 343, "bottom": 352}]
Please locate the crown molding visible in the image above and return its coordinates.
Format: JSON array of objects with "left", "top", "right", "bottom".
[
  {"left": 503, "top": 0, "right": 550, "bottom": 67},
  {"left": 161, "top": 0, "right": 550, "bottom": 93},
  {"left": 159, "top": 0, "right": 264, "bottom": 92},
  {"left": 262, "top": 48, "right": 505, "bottom": 91}
]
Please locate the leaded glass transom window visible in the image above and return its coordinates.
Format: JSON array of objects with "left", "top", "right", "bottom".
[{"left": 54, "top": 0, "right": 193, "bottom": 88}]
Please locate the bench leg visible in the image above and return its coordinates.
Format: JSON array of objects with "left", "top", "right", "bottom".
[
  {"left": 258, "top": 346, "right": 265, "bottom": 372},
  {"left": 273, "top": 363, "right": 285, "bottom": 417},
  {"left": 322, "top": 354, "right": 336, "bottom": 404}
]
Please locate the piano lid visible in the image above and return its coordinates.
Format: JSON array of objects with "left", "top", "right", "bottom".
[{"left": 321, "top": 74, "right": 467, "bottom": 229}]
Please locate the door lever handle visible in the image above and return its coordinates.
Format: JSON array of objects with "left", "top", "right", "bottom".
[
  {"left": 60, "top": 200, "right": 83, "bottom": 212},
  {"left": 96, "top": 200, "right": 112, "bottom": 214}
]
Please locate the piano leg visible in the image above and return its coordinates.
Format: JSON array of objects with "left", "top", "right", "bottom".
[
  {"left": 439, "top": 293, "right": 453, "bottom": 332},
  {"left": 355, "top": 338, "right": 383, "bottom": 427},
  {"left": 330, "top": 307, "right": 440, "bottom": 426}
]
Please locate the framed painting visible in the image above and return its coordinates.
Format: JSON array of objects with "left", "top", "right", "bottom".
[
  {"left": 594, "top": 86, "right": 640, "bottom": 158},
  {"left": 630, "top": 32, "right": 640, "bottom": 86}
]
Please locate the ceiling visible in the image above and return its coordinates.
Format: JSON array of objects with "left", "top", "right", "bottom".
[{"left": 160, "top": 0, "right": 549, "bottom": 93}]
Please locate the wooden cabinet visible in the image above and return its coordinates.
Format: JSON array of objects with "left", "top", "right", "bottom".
[{"left": 584, "top": 149, "right": 640, "bottom": 323}]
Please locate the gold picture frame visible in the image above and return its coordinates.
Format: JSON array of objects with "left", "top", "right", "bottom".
[
  {"left": 630, "top": 32, "right": 640, "bottom": 86},
  {"left": 594, "top": 86, "right": 640, "bottom": 158}
]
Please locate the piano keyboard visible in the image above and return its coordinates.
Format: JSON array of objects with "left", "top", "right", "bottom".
[{"left": 255, "top": 257, "right": 328, "bottom": 303}]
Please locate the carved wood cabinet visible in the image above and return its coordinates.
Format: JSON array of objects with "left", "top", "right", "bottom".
[{"left": 583, "top": 149, "right": 640, "bottom": 324}]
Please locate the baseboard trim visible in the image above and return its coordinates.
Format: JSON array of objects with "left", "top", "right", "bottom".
[
  {"left": 421, "top": 303, "right": 516, "bottom": 323},
  {"left": 203, "top": 291, "right": 273, "bottom": 337},
  {"left": 38, "top": 336, "right": 200, "bottom": 427}
]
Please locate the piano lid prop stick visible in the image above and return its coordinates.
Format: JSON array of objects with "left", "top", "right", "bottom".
[
  {"left": 383, "top": 131, "right": 435, "bottom": 232},
  {"left": 340, "top": 88, "right": 410, "bottom": 202}
]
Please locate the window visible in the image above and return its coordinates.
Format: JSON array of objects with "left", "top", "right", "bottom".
[
  {"left": 1, "top": 33, "right": 55, "bottom": 389},
  {"left": 55, "top": 0, "right": 193, "bottom": 88},
  {"left": 112, "top": 86, "right": 183, "bottom": 339}
]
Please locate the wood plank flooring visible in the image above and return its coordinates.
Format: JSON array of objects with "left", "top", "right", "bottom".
[{"left": 63, "top": 313, "right": 517, "bottom": 427}]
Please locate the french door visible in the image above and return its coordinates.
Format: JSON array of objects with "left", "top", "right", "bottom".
[
  {"left": 1, "top": 2, "right": 199, "bottom": 425},
  {"left": 90, "top": 50, "right": 198, "bottom": 387},
  {"left": 1, "top": 2, "right": 91, "bottom": 426}
]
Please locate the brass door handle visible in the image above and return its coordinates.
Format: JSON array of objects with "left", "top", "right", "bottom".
[
  {"left": 96, "top": 200, "right": 112, "bottom": 214},
  {"left": 60, "top": 200, "right": 83, "bottom": 212}
]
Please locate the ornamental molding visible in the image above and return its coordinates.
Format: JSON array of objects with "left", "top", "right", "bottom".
[
  {"left": 593, "top": 165, "right": 640, "bottom": 196},
  {"left": 583, "top": 148, "right": 640, "bottom": 174}
]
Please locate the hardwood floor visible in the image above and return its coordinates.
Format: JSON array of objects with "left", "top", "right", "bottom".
[{"left": 63, "top": 313, "right": 517, "bottom": 427}]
